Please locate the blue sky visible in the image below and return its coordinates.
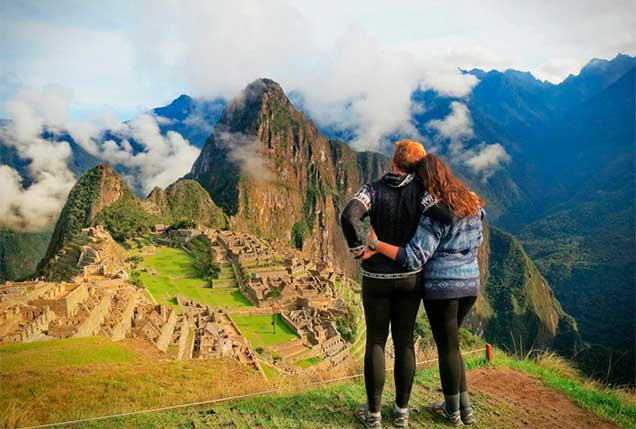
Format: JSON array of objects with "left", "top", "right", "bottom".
[{"left": 1, "top": 0, "right": 634, "bottom": 120}]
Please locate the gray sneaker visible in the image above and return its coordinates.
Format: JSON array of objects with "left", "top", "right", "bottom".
[
  {"left": 428, "top": 402, "right": 462, "bottom": 426},
  {"left": 460, "top": 407, "right": 475, "bottom": 425},
  {"left": 354, "top": 403, "right": 382, "bottom": 429},
  {"left": 391, "top": 402, "right": 409, "bottom": 427}
]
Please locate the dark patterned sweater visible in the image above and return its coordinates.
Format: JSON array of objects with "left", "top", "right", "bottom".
[{"left": 340, "top": 172, "right": 452, "bottom": 278}]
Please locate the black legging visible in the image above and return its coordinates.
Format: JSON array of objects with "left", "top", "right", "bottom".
[
  {"left": 424, "top": 297, "right": 477, "bottom": 396},
  {"left": 362, "top": 275, "right": 420, "bottom": 412}
]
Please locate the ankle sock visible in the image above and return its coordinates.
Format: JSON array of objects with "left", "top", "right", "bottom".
[
  {"left": 460, "top": 391, "right": 471, "bottom": 410},
  {"left": 393, "top": 402, "right": 408, "bottom": 413},
  {"left": 444, "top": 393, "right": 460, "bottom": 414},
  {"left": 368, "top": 410, "right": 381, "bottom": 417}
]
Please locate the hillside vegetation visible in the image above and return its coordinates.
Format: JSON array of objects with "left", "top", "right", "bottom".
[
  {"left": 0, "top": 230, "right": 51, "bottom": 282},
  {"left": 468, "top": 226, "right": 579, "bottom": 356},
  {"left": 2, "top": 337, "right": 633, "bottom": 429},
  {"left": 37, "top": 164, "right": 227, "bottom": 281}
]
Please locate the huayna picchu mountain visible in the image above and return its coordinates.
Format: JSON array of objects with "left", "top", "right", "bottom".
[
  {"left": 188, "top": 78, "right": 389, "bottom": 274},
  {"left": 37, "top": 164, "right": 226, "bottom": 280}
]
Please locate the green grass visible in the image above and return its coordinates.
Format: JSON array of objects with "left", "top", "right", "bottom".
[
  {"left": 0, "top": 337, "right": 268, "bottom": 428},
  {"left": 231, "top": 314, "right": 299, "bottom": 349},
  {"left": 138, "top": 247, "right": 252, "bottom": 309},
  {"left": 44, "top": 356, "right": 491, "bottom": 429},
  {"left": 260, "top": 361, "right": 276, "bottom": 380},
  {"left": 205, "top": 290, "right": 253, "bottom": 308},
  {"left": 3, "top": 342, "right": 633, "bottom": 429},
  {"left": 184, "top": 235, "right": 211, "bottom": 260},
  {"left": 495, "top": 353, "right": 636, "bottom": 429},
  {"left": 141, "top": 247, "right": 200, "bottom": 277},
  {"left": 259, "top": 361, "right": 287, "bottom": 382},
  {"left": 0, "top": 337, "right": 140, "bottom": 372},
  {"left": 296, "top": 356, "right": 322, "bottom": 369}
]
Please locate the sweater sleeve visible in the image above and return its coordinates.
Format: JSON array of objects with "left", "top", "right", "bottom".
[
  {"left": 400, "top": 215, "right": 444, "bottom": 271},
  {"left": 340, "top": 184, "right": 373, "bottom": 255},
  {"left": 421, "top": 192, "right": 454, "bottom": 226}
]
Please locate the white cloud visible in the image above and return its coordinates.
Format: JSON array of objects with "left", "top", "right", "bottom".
[
  {"left": 215, "top": 130, "right": 273, "bottom": 181},
  {"left": 425, "top": 101, "right": 511, "bottom": 177},
  {"left": 130, "top": 1, "right": 480, "bottom": 152},
  {"left": 0, "top": 86, "right": 200, "bottom": 231},
  {"left": 464, "top": 143, "right": 511, "bottom": 177},
  {"left": 78, "top": 114, "right": 201, "bottom": 195},
  {"left": 0, "top": 165, "right": 73, "bottom": 232},
  {"left": 297, "top": 27, "right": 477, "bottom": 152},
  {"left": 426, "top": 101, "right": 475, "bottom": 145},
  {"left": 2, "top": 0, "right": 634, "bottom": 122},
  {"left": 0, "top": 87, "right": 75, "bottom": 231},
  {"left": 535, "top": 57, "right": 590, "bottom": 83}
]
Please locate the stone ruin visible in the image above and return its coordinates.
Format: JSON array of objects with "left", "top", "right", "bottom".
[
  {"left": 178, "top": 297, "right": 260, "bottom": 372},
  {"left": 0, "top": 280, "right": 141, "bottom": 343},
  {"left": 1, "top": 226, "right": 356, "bottom": 375},
  {"left": 281, "top": 298, "right": 346, "bottom": 357},
  {"left": 217, "top": 230, "right": 276, "bottom": 265}
]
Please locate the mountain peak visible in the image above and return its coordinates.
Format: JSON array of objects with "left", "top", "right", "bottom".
[
  {"left": 152, "top": 94, "right": 196, "bottom": 121},
  {"left": 245, "top": 77, "right": 285, "bottom": 95},
  {"left": 218, "top": 78, "right": 292, "bottom": 133},
  {"left": 92, "top": 162, "right": 115, "bottom": 175}
]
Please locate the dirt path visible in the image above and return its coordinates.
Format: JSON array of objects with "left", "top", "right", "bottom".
[{"left": 467, "top": 367, "right": 619, "bottom": 429}]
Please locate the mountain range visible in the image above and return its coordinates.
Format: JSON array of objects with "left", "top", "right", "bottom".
[{"left": 0, "top": 53, "right": 633, "bottom": 383}]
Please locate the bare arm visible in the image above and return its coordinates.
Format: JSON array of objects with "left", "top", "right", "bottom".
[{"left": 364, "top": 227, "right": 399, "bottom": 260}]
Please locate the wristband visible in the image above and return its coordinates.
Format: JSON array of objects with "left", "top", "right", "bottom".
[{"left": 369, "top": 238, "right": 379, "bottom": 250}]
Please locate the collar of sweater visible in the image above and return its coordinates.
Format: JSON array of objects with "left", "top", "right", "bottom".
[{"left": 382, "top": 172, "right": 414, "bottom": 188}]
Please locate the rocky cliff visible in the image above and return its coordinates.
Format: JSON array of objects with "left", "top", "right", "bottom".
[{"left": 188, "top": 78, "right": 389, "bottom": 274}]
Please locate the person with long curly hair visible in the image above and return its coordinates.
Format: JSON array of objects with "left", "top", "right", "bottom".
[{"left": 364, "top": 154, "right": 485, "bottom": 426}]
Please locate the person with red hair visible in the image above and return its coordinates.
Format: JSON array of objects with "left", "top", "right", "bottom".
[{"left": 341, "top": 140, "right": 452, "bottom": 429}]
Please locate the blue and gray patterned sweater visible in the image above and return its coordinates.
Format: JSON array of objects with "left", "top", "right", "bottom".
[{"left": 396, "top": 209, "right": 485, "bottom": 300}]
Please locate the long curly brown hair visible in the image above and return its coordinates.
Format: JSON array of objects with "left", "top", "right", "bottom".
[{"left": 415, "top": 154, "right": 484, "bottom": 218}]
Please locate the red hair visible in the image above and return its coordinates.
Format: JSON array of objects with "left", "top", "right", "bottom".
[
  {"left": 392, "top": 139, "right": 427, "bottom": 172},
  {"left": 416, "top": 154, "right": 483, "bottom": 218}
]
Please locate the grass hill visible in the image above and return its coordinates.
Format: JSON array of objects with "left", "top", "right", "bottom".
[
  {"left": 1, "top": 337, "right": 633, "bottom": 428},
  {"left": 145, "top": 179, "right": 227, "bottom": 228}
]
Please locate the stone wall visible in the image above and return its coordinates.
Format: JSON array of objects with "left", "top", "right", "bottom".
[
  {"left": 74, "top": 294, "right": 112, "bottom": 337},
  {"left": 33, "top": 283, "right": 89, "bottom": 318},
  {"left": 6, "top": 307, "right": 56, "bottom": 342},
  {"left": 91, "top": 278, "right": 126, "bottom": 288},
  {"left": 315, "top": 346, "right": 350, "bottom": 370},
  {"left": 155, "top": 309, "right": 177, "bottom": 352},
  {"left": 176, "top": 316, "right": 190, "bottom": 360},
  {"left": 110, "top": 292, "right": 139, "bottom": 341}
]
